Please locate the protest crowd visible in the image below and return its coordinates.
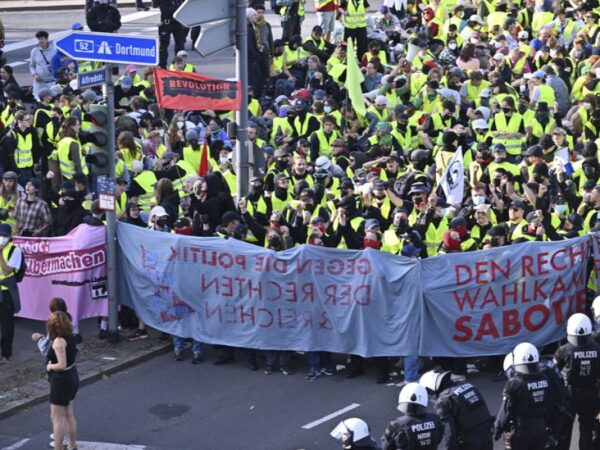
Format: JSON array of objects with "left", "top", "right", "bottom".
[{"left": 4, "top": 0, "right": 600, "bottom": 447}]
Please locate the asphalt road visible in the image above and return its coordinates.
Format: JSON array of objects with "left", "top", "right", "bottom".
[{"left": 1, "top": 6, "right": 238, "bottom": 87}]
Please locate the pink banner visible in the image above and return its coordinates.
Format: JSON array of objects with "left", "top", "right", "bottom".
[{"left": 15, "top": 224, "right": 108, "bottom": 323}]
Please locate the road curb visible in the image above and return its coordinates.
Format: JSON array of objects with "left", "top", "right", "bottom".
[{"left": 0, "top": 342, "right": 171, "bottom": 420}]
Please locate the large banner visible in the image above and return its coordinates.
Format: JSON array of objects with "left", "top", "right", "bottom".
[
  {"left": 15, "top": 225, "right": 108, "bottom": 323},
  {"left": 117, "top": 223, "right": 421, "bottom": 357},
  {"left": 420, "top": 237, "right": 590, "bottom": 357},
  {"left": 153, "top": 68, "right": 241, "bottom": 111}
]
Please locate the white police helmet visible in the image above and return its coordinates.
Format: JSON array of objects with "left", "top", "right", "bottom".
[
  {"left": 330, "top": 418, "right": 377, "bottom": 449},
  {"left": 419, "top": 370, "right": 452, "bottom": 395},
  {"left": 567, "top": 313, "right": 592, "bottom": 346},
  {"left": 512, "top": 342, "right": 539, "bottom": 374},
  {"left": 592, "top": 296, "right": 600, "bottom": 322},
  {"left": 503, "top": 353, "right": 513, "bottom": 372},
  {"left": 398, "top": 382, "right": 428, "bottom": 415}
]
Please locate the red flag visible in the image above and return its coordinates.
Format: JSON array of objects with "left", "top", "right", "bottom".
[
  {"left": 198, "top": 139, "right": 209, "bottom": 176},
  {"left": 153, "top": 68, "right": 241, "bottom": 111}
]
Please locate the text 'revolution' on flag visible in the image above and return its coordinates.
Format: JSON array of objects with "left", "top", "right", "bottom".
[{"left": 153, "top": 68, "right": 241, "bottom": 111}]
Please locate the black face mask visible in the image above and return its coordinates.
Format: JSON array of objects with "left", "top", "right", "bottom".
[
  {"left": 249, "top": 185, "right": 263, "bottom": 196},
  {"left": 395, "top": 218, "right": 408, "bottom": 233},
  {"left": 502, "top": 107, "right": 512, "bottom": 114},
  {"left": 268, "top": 235, "right": 282, "bottom": 248},
  {"left": 536, "top": 113, "right": 549, "bottom": 124},
  {"left": 51, "top": 117, "right": 60, "bottom": 125},
  {"left": 156, "top": 218, "right": 167, "bottom": 227},
  {"left": 275, "top": 159, "right": 287, "bottom": 170},
  {"left": 518, "top": 104, "right": 527, "bottom": 114}
]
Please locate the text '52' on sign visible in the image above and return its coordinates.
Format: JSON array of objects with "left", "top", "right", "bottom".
[{"left": 55, "top": 31, "right": 159, "bottom": 66}]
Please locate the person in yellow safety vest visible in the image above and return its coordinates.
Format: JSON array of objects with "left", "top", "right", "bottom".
[
  {"left": 339, "top": 0, "right": 368, "bottom": 58},
  {"left": 443, "top": 5, "right": 467, "bottom": 35},
  {"left": 181, "top": 129, "right": 204, "bottom": 173},
  {"left": 469, "top": 205, "right": 494, "bottom": 246},
  {"left": 415, "top": 199, "right": 451, "bottom": 257},
  {"left": 512, "top": 210, "right": 548, "bottom": 242},
  {"left": 117, "top": 64, "right": 143, "bottom": 87},
  {"left": 113, "top": 178, "right": 128, "bottom": 219},
  {"left": 438, "top": 217, "right": 478, "bottom": 254},
  {"left": 302, "top": 25, "right": 334, "bottom": 63},
  {"left": 489, "top": 97, "right": 526, "bottom": 162},
  {"left": 365, "top": 95, "right": 391, "bottom": 132},
  {"left": 0, "top": 171, "right": 20, "bottom": 232},
  {"left": 547, "top": 212, "right": 585, "bottom": 240},
  {"left": 552, "top": 8, "right": 579, "bottom": 47},
  {"left": 1, "top": 87, "right": 23, "bottom": 131},
  {"left": 4, "top": 110, "right": 39, "bottom": 185},
  {"left": 116, "top": 131, "right": 143, "bottom": 172},
  {"left": 310, "top": 115, "right": 340, "bottom": 161},
  {"left": 505, "top": 199, "right": 529, "bottom": 243},
  {"left": 168, "top": 50, "right": 196, "bottom": 72},
  {"left": 460, "top": 14, "right": 484, "bottom": 42},
  {"left": 32, "top": 88, "right": 54, "bottom": 139},
  {"left": 459, "top": 70, "right": 490, "bottom": 106},
  {"left": 128, "top": 161, "right": 156, "bottom": 212},
  {"left": 529, "top": 70, "right": 555, "bottom": 110},
  {"left": 382, "top": 207, "right": 412, "bottom": 254},
  {"left": 268, "top": 173, "right": 295, "bottom": 213},
  {"left": 56, "top": 117, "right": 87, "bottom": 184}
]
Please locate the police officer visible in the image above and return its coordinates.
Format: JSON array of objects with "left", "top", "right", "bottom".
[
  {"left": 419, "top": 370, "right": 493, "bottom": 449},
  {"left": 493, "top": 342, "right": 549, "bottom": 449},
  {"left": 330, "top": 417, "right": 381, "bottom": 449},
  {"left": 553, "top": 313, "right": 600, "bottom": 450},
  {"left": 382, "top": 382, "right": 443, "bottom": 450},
  {"left": 157, "top": 0, "right": 187, "bottom": 69}
]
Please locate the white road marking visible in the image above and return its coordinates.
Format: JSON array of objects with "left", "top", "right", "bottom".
[
  {"left": 1, "top": 438, "right": 31, "bottom": 450},
  {"left": 301, "top": 403, "right": 361, "bottom": 430}
]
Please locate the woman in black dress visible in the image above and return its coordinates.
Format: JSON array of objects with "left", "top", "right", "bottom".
[{"left": 46, "top": 311, "right": 79, "bottom": 450}]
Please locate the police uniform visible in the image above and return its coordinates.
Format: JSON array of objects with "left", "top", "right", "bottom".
[
  {"left": 157, "top": 0, "right": 187, "bottom": 68},
  {"left": 554, "top": 340, "right": 600, "bottom": 450},
  {"left": 434, "top": 382, "right": 493, "bottom": 449},
  {"left": 382, "top": 412, "right": 444, "bottom": 450},
  {"left": 494, "top": 371, "right": 550, "bottom": 449}
]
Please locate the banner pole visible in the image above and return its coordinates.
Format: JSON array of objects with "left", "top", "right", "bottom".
[
  {"left": 235, "top": 0, "right": 249, "bottom": 199},
  {"left": 105, "top": 62, "right": 119, "bottom": 344}
]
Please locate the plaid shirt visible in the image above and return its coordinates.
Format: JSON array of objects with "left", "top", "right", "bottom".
[{"left": 13, "top": 195, "right": 52, "bottom": 236}]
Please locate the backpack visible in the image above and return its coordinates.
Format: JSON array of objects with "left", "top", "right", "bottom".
[
  {"left": 274, "top": 79, "right": 294, "bottom": 98},
  {"left": 8, "top": 244, "right": 26, "bottom": 282}
]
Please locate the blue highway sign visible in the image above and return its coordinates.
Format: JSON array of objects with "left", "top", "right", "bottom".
[{"left": 56, "top": 31, "right": 158, "bottom": 66}]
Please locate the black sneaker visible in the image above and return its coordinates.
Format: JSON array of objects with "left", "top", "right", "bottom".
[
  {"left": 321, "top": 367, "right": 334, "bottom": 376},
  {"left": 98, "top": 329, "right": 108, "bottom": 340},
  {"left": 192, "top": 353, "right": 203, "bottom": 365},
  {"left": 264, "top": 366, "right": 274, "bottom": 375},
  {"left": 280, "top": 365, "right": 294, "bottom": 375},
  {"left": 174, "top": 349, "right": 184, "bottom": 361},
  {"left": 306, "top": 368, "right": 321, "bottom": 380},
  {"left": 128, "top": 329, "right": 148, "bottom": 341}
]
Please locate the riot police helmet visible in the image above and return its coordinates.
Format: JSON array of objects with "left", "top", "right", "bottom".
[
  {"left": 398, "top": 382, "right": 428, "bottom": 415},
  {"left": 567, "top": 313, "right": 593, "bottom": 347},
  {"left": 512, "top": 342, "right": 540, "bottom": 374}
]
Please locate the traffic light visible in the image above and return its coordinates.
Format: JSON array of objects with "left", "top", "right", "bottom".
[{"left": 86, "top": 104, "right": 111, "bottom": 175}]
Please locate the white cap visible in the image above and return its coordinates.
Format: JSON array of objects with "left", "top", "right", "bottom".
[
  {"left": 480, "top": 88, "right": 491, "bottom": 97},
  {"left": 315, "top": 156, "right": 332, "bottom": 171},
  {"left": 492, "top": 52, "right": 505, "bottom": 61},
  {"left": 518, "top": 30, "right": 529, "bottom": 38},
  {"left": 150, "top": 206, "right": 168, "bottom": 218},
  {"left": 472, "top": 118, "right": 489, "bottom": 129},
  {"left": 469, "top": 14, "right": 483, "bottom": 24},
  {"left": 375, "top": 95, "right": 391, "bottom": 106},
  {"left": 176, "top": 50, "right": 188, "bottom": 57}
]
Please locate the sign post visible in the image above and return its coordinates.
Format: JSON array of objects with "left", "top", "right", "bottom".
[
  {"left": 56, "top": 32, "right": 159, "bottom": 343},
  {"left": 174, "top": 0, "right": 249, "bottom": 198}
]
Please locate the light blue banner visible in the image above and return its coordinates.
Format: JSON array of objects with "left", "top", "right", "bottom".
[
  {"left": 420, "top": 236, "right": 590, "bottom": 357},
  {"left": 117, "top": 223, "right": 594, "bottom": 357},
  {"left": 117, "top": 223, "right": 421, "bottom": 357}
]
